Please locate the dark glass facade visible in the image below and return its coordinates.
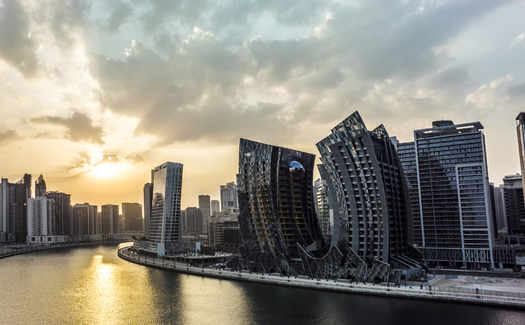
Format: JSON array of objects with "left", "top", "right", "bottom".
[
  {"left": 398, "top": 121, "right": 494, "bottom": 268},
  {"left": 316, "top": 111, "right": 413, "bottom": 266},
  {"left": 502, "top": 174, "right": 525, "bottom": 235},
  {"left": 236, "top": 138, "right": 323, "bottom": 274}
]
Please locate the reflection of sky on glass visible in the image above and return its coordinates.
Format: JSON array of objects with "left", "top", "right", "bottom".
[{"left": 289, "top": 161, "right": 304, "bottom": 171}]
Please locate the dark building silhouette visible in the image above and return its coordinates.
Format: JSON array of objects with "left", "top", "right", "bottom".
[
  {"left": 502, "top": 174, "right": 525, "bottom": 235},
  {"left": 35, "top": 174, "right": 46, "bottom": 197},
  {"left": 317, "top": 112, "right": 415, "bottom": 271},
  {"left": 122, "top": 202, "right": 143, "bottom": 232},
  {"left": 46, "top": 191, "right": 72, "bottom": 235},
  {"left": 101, "top": 204, "right": 119, "bottom": 234},
  {"left": 1, "top": 174, "right": 32, "bottom": 242},
  {"left": 236, "top": 138, "right": 323, "bottom": 275}
]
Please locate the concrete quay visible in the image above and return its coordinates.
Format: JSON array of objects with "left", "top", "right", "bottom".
[{"left": 118, "top": 246, "right": 525, "bottom": 309}]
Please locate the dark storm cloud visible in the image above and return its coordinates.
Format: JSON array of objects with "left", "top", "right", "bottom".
[
  {"left": 30, "top": 112, "right": 105, "bottom": 145},
  {"left": 0, "top": 129, "right": 21, "bottom": 145},
  {"left": 0, "top": 0, "right": 40, "bottom": 78}
]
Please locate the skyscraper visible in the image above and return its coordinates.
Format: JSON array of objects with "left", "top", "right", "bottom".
[
  {"left": 220, "top": 182, "right": 238, "bottom": 211},
  {"left": 237, "top": 138, "right": 323, "bottom": 274},
  {"left": 73, "top": 203, "right": 97, "bottom": 235},
  {"left": 516, "top": 113, "right": 525, "bottom": 202},
  {"left": 143, "top": 182, "right": 153, "bottom": 238},
  {"left": 122, "top": 202, "right": 143, "bottom": 232},
  {"left": 35, "top": 174, "right": 46, "bottom": 197},
  {"left": 0, "top": 174, "right": 31, "bottom": 241},
  {"left": 101, "top": 204, "right": 119, "bottom": 234},
  {"left": 317, "top": 111, "right": 412, "bottom": 266},
  {"left": 150, "top": 162, "right": 183, "bottom": 255},
  {"left": 46, "top": 191, "right": 72, "bottom": 235},
  {"left": 198, "top": 195, "right": 211, "bottom": 226},
  {"left": 398, "top": 120, "right": 495, "bottom": 268},
  {"left": 184, "top": 207, "right": 203, "bottom": 233},
  {"left": 502, "top": 174, "right": 525, "bottom": 235},
  {"left": 211, "top": 200, "right": 220, "bottom": 216},
  {"left": 314, "top": 178, "right": 331, "bottom": 239},
  {"left": 27, "top": 197, "right": 55, "bottom": 236}
]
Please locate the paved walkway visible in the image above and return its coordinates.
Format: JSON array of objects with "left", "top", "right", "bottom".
[{"left": 118, "top": 246, "right": 525, "bottom": 309}]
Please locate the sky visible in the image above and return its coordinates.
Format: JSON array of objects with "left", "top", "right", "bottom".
[{"left": 1, "top": 0, "right": 525, "bottom": 208}]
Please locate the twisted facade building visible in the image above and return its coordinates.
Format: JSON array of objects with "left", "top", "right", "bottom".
[
  {"left": 315, "top": 111, "right": 419, "bottom": 280},
  {"left": 236, "top": 138, "right": 324, "bottom": 275}
]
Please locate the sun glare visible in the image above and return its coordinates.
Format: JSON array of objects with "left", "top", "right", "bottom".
[{"left": 91, "top": 163, "right": 117, "bottom": 178}]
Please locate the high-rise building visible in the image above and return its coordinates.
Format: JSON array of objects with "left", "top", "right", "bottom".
[
  {"left": 502, "top": 174, "right": 525, "bottom": 235},
  {"left": 150, "top": 162, "right": 183, "bottom": 255},
  {"left": 236, "top": 138, "right": 323, "bottom": 274},
  {"left": 317, "top": 111, "right": 412, "bottom": 266},
  {"left": 314, "top": 178, "right": 331, "bottom": 239},
  {"left": 46, "top": 191, "right": 72, "bottom": 235},
  {"left": 143, "top": 182, "right": 153, "bottom": 238},
  {"left": 398, "top": 120, "right": 495, "bottom": 268},
  {"left": 220, "top": 182, "right": 238, "bottom": 210},
  {"left": 493, "top": 186, "right": 507, "bottom": 233},
  {"left": 516, "top": 113, "right": 525, "bottom": 202},
  {"left": 184, "top": 207, "right": 203, "bottom": 233},
  {"left": 73, "top": 203, "right": 97, "bottom": 235},
  {"left": 27, "top": 197, "right": 55, "bottom": 237},
  {"left": 35, "top": 174, "right": 46, "bottom": 197},
  {"left": 122, "top": 202, "right": 143, "bottom": 232},
  {"left": 211, "top": 200, "right": 220, "bottom": 216},
  {"left": 101, "top": 204, "right": 119, "bottom": 234},
  {"left": 0, "top": 174, "right": 31, "bottom": 241},
  {"left": 1, "top": 178, "right": 8, "bottom": 234},
  {"left": 198, "top": 195, "right": 211, "bottom": 228}
]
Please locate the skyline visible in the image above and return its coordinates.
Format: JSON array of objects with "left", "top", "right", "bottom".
[{"left": 1, "top": 0, "right": 525, "bottom": 208}]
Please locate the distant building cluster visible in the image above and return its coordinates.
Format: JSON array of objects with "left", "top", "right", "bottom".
[
  {"left": 1, "top": 174, "right": 143, "bottom": 245},
  {"left": 141, "top": 161, "right": 240, "bottom": 256}
]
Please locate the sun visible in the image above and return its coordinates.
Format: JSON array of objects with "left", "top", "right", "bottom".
[{"left": 91, "top": 163, "right": 118, "bottom": 178}]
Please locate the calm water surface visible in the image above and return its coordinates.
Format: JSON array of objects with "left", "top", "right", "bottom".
[{"left": 1, "top": 243, "right": 525, "bottom": 325}]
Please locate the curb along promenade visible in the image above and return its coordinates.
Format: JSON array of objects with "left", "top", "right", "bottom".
[{"left": 118, "top": 246, "right": 525, "bottom": 309}]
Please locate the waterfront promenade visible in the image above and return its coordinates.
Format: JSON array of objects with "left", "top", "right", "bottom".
[
  {"left": 118, "top": 245, "right": 525, "bottom": 309},
  {"left": 0, "top": 240, "right": 127, "bottom": 260}
]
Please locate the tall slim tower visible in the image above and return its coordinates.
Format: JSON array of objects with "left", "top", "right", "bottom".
[
  {"left": 198, "top": 195, "right": 211, "bottom": 228},
  {"left": 211, "top": 200, "right": 220, "bottom": 216},
  {"left": 516, "top": 113, "right": 525, "bottom": 202},
  {"left": 150, "top": 162, "right": 183, "bottom": 255}
]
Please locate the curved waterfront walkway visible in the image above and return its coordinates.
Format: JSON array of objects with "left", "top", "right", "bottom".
[
  {"left": 118, "top": 245, "right": 525, "bottom": 309},
  {"left": 0, "top": 240, "right": 127, "bottom": 260}
]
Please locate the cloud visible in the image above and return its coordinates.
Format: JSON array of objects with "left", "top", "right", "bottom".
[
  {"left": 105, "top": 0, "right": 133, "bottom": 32},
  {"left": 0, "top": 129, "right": 22, "bottom": 145},
  {"left": 30, "top": 112, "right": 105, "bottom": 145},
  {"left": 0, "top": 0, "right": 40, "bottom": 78},
  {"left": 83, "top": 0, "right": 518, "bottom": 149},
  {"left": 48, "top": 0, "right": 91, "bottom": 48},
  {"left": 66, "top": 152, "right": 146, "bottom": 176},
  {"left": 511, "top": 33, "right": 525, "bottom": 47}
]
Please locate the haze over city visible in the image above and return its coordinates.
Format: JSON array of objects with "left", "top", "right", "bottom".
[{"left": 1, "top": 0, "right": 525, "bottom": 208}]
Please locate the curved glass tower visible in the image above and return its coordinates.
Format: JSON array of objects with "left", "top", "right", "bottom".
[{"left": 237, "top": 138, "right": 323, "bottom": 274}]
